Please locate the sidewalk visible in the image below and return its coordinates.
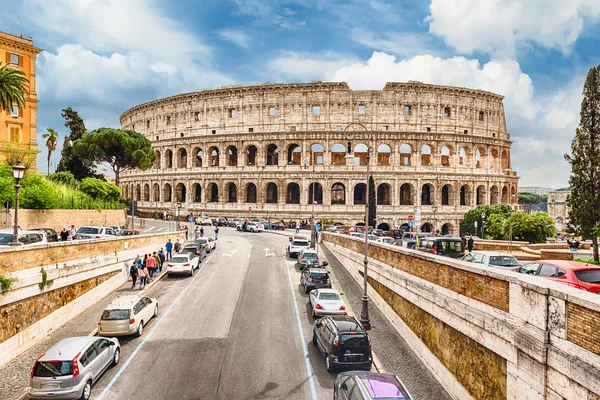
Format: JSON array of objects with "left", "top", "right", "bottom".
[{"left": 0, "top": 261, "right": 169, "bottom": 400}]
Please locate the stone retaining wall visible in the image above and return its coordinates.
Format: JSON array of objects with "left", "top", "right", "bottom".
[{"left": 0, "top": 208, "right": 127, "bottom": 234}]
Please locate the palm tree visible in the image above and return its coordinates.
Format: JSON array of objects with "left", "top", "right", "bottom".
[
  {"left": 0, "top": 62, "right": 29, "bottom": 111},
  {"left": 42, "top": 128, "right": 59, "bottom": 176}
]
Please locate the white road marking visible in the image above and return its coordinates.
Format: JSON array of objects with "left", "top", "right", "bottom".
[
  {"left": 223, "top": 249, "right": 238, "bottom": 257},
  {"left": 144, "top": 226, "right": 156, "bottom": 232},
  {"left": 263, "top": 247, "right": 275, "bottom": 257}
]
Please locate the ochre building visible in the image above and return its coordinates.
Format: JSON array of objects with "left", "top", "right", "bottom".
[
  {"left": 0, "top": 31, "right": 42, "bottom": 169},
  {"left": 119, "top": 81, "right": 519, "bottom": 233}
]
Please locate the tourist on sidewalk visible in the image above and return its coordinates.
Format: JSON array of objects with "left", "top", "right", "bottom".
[
  {"left": 165, "top": 239, "right": 173, "bottom": 259},
  {"left": 152, "top": 252, "right": 160, "bottom": 275},
  {"left": 146, "top": 253, "right": 156, "bottom": 278},
  {"left": 194, "top": 227, "right": 200, "bottom": 239},
  {"left": 138, "top": 265, "right": 148, "bottom": 289},
  {"left": 200, "top": 227, "right": 204, "bottom": 237},
  {"left": 158, "top": 248, "right": 166, "bottom": 271},
  {"left": 70, "top": 225, "right": 77, "bottom": 240},
  {"left": 467, "top": 235, "right": 474, "bottom": 253},
  {"left": 60, "top": 228, "right": 69, "bottom": 241},
  {"left": 215, "top": 226, "right": 219, "bottom": 240},
  {"left": 174, "top": 239, "right": 182, "bottom": 253},
  {"left": 130, "top": 262, "right": 138, "bottom": 289},
  {"left": 184, "top": 226, "right": 189, "bottom": 241}
]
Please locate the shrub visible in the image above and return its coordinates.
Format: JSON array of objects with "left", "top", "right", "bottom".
[
  {"left": 49, "top": 171, "right": 79, "bottom": 188},
  {"left": 80, "top": 178, "right": 121, "bottom": 200},
  {"left": 20, "top": 178, "right": 61, "bottom": 209}
]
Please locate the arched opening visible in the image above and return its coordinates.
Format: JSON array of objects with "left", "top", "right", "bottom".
[
  {"left": 501, "top": 186, "right": 509, "bottom": 203},
  {"left": 510, "top": 187, "right": 516, "bottom": 203},
  {"left": 400, "top": 223, "right": 410, "bottom": 232},
  {"left": 227, "top": 146, "right": 238, "bottom": 167},
  {"left": 143, "top": 184, "right": 150, "bottom": 201},
  {"left": 441, "top": 184, "right": 453, "bottom": 206},
  {"left": 154, "top": 150, "right": 161, "bottom": 168},
  {"left": 475, "top": 148, "right": 482, "bottom": 168},
  {"left": 421, "top": 184, "right": 433, "bottom": 205},
  {"left": 501, "top": 150, "right": 509, "bottom": 169},
  {"left": 308, "top": 182, "right": 323, "bottom": 204},
  {"left": 175, "top": 183, "right": 186, "bottom": 202},
  {"left": 246, "top": 183, "right": 257, "bottom": 203},
  {"left": 400, "top": 183, "right": 413, "bottom": 205},
  {"left": 165, "top": 149, "right": 173, "bottom": 168},
  {"left": 193, "top": 183, "right": 201, "bottom": 203},
  {"left": 459, "top": 147, "right": 468, "bottom": 167},
  {"left": 400, "top": 144, "right": 412, "bottom": 166},
  {"left": 354, "top": 144, "right": 368, "bottom": 166},
  {"left": 331, "top": 143, "right": 346, "bottom": 165},
  {"left": 123, "top": 186, "right": 128, "bottom": 199},
  {"left": 177, "top": 148, "right": 187, "bottom": 168},
  {"left": 489, "top": 149, "right": 498, "bottom": 169},
  {"left": 287, "top": 144, "right": 302, "bottom": 165},
  {"left": 194, "top": 148, "right": 203, "bottom": 167},
  {"left": 377, "top": 223, "right": 390, "bottom": 231},
  {"left": 490, "top": 186, "right": 499, "bottom": 204},
  {"left": 377, "top": 183, "right": 391, "bottom": 205},
  {"left": 421, "top": 223, "right": 433, "bottom": 233},
  {"left": 208, "top": 183, "right": 219, "bottom": 202},
  {"left": 266, "top": 144, "right": 279, "bottom": 165},
  {"left": 227, "top": 182, "right": 237, "bottom": 203},
  {"left": 354, "top": 183, "right": 366, "bottom": 205},
  {"left": 163, "top": 183, "right": 172, "bottom": 202},
  {"left": 209, "top": 147, "right": 219, "bottom": 166},
  {"left": 460, "top": 185, "right": 471, "bottom": 206},
  {"left": 246, "top": 145, "right": 257, "bottom": 166},
  {"left": 377, "top": 144, "right": 391, "bottom": 166},
  {"left": 286, "top": 182, "right": 300, "bottom": 204},
  {"left": 441, "top": 146, "right": 451, "bottom": 167},
  {"left": 311, "top": 143, "right": 324, "bottom": 165},
  {"left": 153, "top": 183, "right": 160, "bottom": 202},
  {"left": 135, "top": 184, "right": 141, "bottom": 201},
  {"left": 331, "top": 183, "right": 346, "bottom": 205},
  {"left": 421, "top": 144, "right": 432, "bottom": 166},
  {"left": 476, "top": 185, "right": 486, "bottom": 205},
  {"left": 266, "top": 182, "right": 278, "bottom": 203},
  {"left": 441, "top": 223, "right": 453, "bottom": 235}
]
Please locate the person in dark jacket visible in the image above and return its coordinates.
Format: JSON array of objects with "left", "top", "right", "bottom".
[
  {"left": 467, "top": 235, "right": 474, "bottom": 253},
  {"left": 130, "top": 262, "right": 138, "bottom": 289}
]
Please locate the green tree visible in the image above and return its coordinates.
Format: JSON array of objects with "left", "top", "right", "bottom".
[
  {"left": 80, "top": 177, "right": 121, "bottom": 200},
  {"left": 41, "top": 128, "right": 59, "bottom": 176},
  {"left": 518, "top": 192, "right": 542, "bottom": 214},
  {"left": 564, "top": 66, "right": 600, "bottom": 262},
  {"left": 460, "top": 204, "right": 514, "bottom": 236},
  {"left": 20, "top": 174, "right": 61, "bottom": 209},
  {"left": 368, "top": 176, "right": 376, "bottom": 228},
  {"left": 56, "top": 107, "right": 97, "bottom": 180},
  {"left": 485, "top": 213, "right": 506, "bottom": 239},
  {"left": 49, "top": 171, "right": 79, "bottom": 188},
  {"left": 0, "top": 62, "right": 28, "bottom": 111},
  {"left": 73, "top": 128, "right": 156, "bottom": 185},
  {"left": 503, "top": 212, "right": 556, "bottom": 244}
]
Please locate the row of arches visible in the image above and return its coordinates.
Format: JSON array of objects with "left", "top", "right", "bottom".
[
  {"left": 125, "top": 181, "right": 517, "bottom": 206},
  {"left": 155, "top": 143, "right": 511, "bottom": 169}
]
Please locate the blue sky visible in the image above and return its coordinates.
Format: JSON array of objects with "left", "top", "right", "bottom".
[{"left": 2, "top": 0, "right": 600, "bottom": 187}]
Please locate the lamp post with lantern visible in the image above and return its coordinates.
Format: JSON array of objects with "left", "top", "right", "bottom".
[{"left": 10, "top": 161, "right": 26, "bottom": 246}]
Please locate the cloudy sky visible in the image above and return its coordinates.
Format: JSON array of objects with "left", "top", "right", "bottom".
[{"left": 3, "top": 0, "right": 600, "bottom": 188}]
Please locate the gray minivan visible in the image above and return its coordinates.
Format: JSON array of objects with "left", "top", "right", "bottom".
[{"left": 28, "top": 336, "right": 120, "bottom": 400}]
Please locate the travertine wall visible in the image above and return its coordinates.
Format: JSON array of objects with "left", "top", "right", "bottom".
[
  {"left": 119, "top": 81, "right": 519, "bottom": 231},
  {"left": 0, "top": 208, "right": 127, "bottom": 234},
  {"left": 323, "top": 232, "right": 600, "bottom": 400}
]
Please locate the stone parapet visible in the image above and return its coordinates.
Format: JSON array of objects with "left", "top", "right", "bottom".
[{"left": 0, "top": 208, "right": 127, "bottom": 234}]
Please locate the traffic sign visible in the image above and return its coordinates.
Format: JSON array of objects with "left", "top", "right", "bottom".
[
  {"left": 315, "top": 224, "right": 321, "bottom": 232},
  {"left": 408, "top": 220, "right": 414, "bottom": 227},
  {"left": 408, "top": 215, "right": 414, "bottom": 221},
  {"left": 187, "top": 216, "right": 194, "bottom": 223}
]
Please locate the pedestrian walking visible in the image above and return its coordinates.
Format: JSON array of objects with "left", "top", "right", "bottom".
[
  {"left": 467, "top": 235, "right": 474, "bottom": 253},
  {"left": 70, "top": 225, "right": 77, "bottom": 240},
  {"left": 195, "top": 227, "right": 200, "bottom": 239},
  {"left": 215, "top": 226, "right": 219, "bottom": 240},
  {"left": 130, "top": 262, "right": 138, "bottom": 289},
  {"left": 60, "top": 228, "right": 69, "bottom": 241},
  {"left": 200, "top": 227, "right": 204, "bottom": 237},
  {"left": 158, "top": 248, "right": 165, "bottom": 271},
  {"left": 146, "top": 253, "right": 156, "bottom": 278},
  {"left": 174, "top": 239, "right": 181, "bottom": 253},
  {"left": 135, "top": 254, "right": 143, "bottom": 268},
  {"left": 165, "top": 239, "right": 173, "bottom": 260},
  {"left": 152, "top": 252, "right": 161, "bottom": 275},
  {"left": 138, "top": 265, "right": 148, "bottom": 289},
  {"left": 295, "top": 221, "right": 300, "bottom": 234},
  {"left": 185, "top": 226, "right": 189, "bottom": 241}
]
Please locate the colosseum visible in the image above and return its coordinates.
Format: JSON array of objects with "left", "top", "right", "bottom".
[{"left": 119, "top": 81, "right": 519, "bottom": 234}]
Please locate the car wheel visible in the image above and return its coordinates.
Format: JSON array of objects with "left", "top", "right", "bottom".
[
  {"left": 136, "top": 321, "right": 144, "bottom": 337},
  {"left": 312, "top": 331, "right": 318, "bottom": 345},
  {"left": 237, "top": 226, "right": 241, "bottom": 231},
  {"left": 153, "top": 305, "right": 158, "bottom": 317},
  {"left": 189, "top": 267, "right": 194, "bottom": 277},
  {"left": 312, "top": 309, "right": 317, "bottom": 319},
  {"left": 167, "top": 274, "right": 172, "bottom": 278},
  {"left": 325, "top": 355, "right": 334, "bottom": 372},
  {"left": 79, "top": 380, "right": 92, "bottom": 400},
  {"left": 305, "top": 286, "right": 310, "bottom": 294},
  {"left": 111, "top": 348, "right": 120, "bottom": 367}
]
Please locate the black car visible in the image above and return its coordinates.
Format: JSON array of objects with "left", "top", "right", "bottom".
[
  {"left": 181, "top": 243, "right": 207, "bottom": 261},
  {"left": 271, "top": 221, "right": 285, "bottom": 230},
  {"left": 312, "top": 316, "right": 372, "bottom": 372},
  {"left": 33, "top": 228, "right": 58, "bottom": 242},
  {"left": 300, "top": 268, "right": 331, "bottom": 293},
  {"left": 416, "top": 237, "right": 465, "bottom": 259},
  {"left": 214, "top": 217, "right": 228, "bottom": 226}
]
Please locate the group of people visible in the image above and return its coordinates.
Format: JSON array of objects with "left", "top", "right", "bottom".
[
  {"left": 129, "top": 249, "right": 167, "bottom": 290},
  {"left": 58, "top": 225, "right": 78, "bottom": 241},
  {"left": 460, "top": 235, "right": 475, "bottom": 252}
]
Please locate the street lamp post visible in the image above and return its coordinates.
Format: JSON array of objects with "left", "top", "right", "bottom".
[
  {"left": 432, "top": 204, "right": 438, "bottom": 235},
  {"left": 10, "top": 161, "right": 26, "bottom": 246}
]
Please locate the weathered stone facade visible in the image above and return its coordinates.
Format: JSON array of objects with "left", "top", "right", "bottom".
[
  {"left": 548, "top": 188, "right": 570, "bottom": 231},
  {"left": 119, "top": 81, "right": 519, "bottom": 232}
]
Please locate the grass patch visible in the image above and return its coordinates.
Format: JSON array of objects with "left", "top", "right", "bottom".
[{"left": 574, "top": 258, "right": 600, "bottom": 266}]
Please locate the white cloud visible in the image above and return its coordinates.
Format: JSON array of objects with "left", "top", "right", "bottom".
[
  {"left": 217, "top": 29, "right": 253, "bottom": 48},
  {"left": 427, "top": 0, "right": 600, "bottom": 57},
  {"left": 266, "top": 51, "right": 360, "bottom": 82},
  {"left": 350, "top": 29, "right": 437, "bottom": 59}
]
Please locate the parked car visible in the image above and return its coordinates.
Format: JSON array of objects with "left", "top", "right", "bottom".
[
  {"left": 312, "top": 316, "right": 372, "bottom": 372},
  {"left": 166, "top": 252, "right": 201, "bottom": 277},
  {"left": 326, "top": 226, "right": 341, "bottom": 233},
  {"left": 0, "top": 229, "right": 47, "bottom": 247},
  {"left": 236, "top": 221, "right": 264, "bottom": 232},
  {"left": 376, "top": 237, "right": 396, "bottom": 245},
  {"left": 195, "top": 216, "right": 213, "bottom": 226},
  {"left": 298, "top": 249, "right": 327, "bottom": 270},
  {"left": 181, "top": 242, "right": 208, "bottom": 260},
  {"left": 333, "top": 371, "right": 413, "bottom": 400},
  {"left": 28, "top": 336, "right": 120, "bottom": 400},
  {"left": 195, "top": 237, "right": 217, "bottom": 252},
  {"left": 461, "top": 251, "right": 521, "bottom": 271},
  {"left": 98, "top": 295, "right": 158, "bottom": 338},
  {"left": 300, "top": 267, "right": 331, "bottom": 293},
  {"left": 74, "top": 226, "right": 118, "bottom": 240},
  {"left": 400, "top": 232, "right": 433, "bottom": 249},
  {"left": 214, "top": 217, "right": 228, "bottom": 226},
  {"left": 32, "top": 228, "right": 58, "bottom": 242},
  {"left": 109, "top": 225, "right": 128, "bottom": 233},
  {"left": 227, "top": 218, "right": 243, "bottom": 228},
  {"left": 289, "top": 237, "right": 310, "bottom": 258},
  {"left": 517, "top": 260, "right": 600, "bottom": 293},
  {"left": 369, "top": 229, "right": 385, "bottom": 237},
  {"left": 309, "top": 289, "right": 346, "bottom": 318},
  {"left": 271, "top": 221, "right": 285, "bottom": 230},
  {"left": 416, "top": 237, "right": 465, "bottom": 259},
  {"left": 349, "top": 232, "right": 363, "bottom": 239},
  {"left": 117, "top": 229, "right": 140, "bottom": 236}
]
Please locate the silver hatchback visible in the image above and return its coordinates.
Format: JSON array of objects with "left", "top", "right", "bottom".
[{"left": 28, "top": 336, "right": 120, "bottom": 400}]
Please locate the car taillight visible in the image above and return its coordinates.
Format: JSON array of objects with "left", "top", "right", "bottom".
[
  {"left": 433, "top": 245, "right": 438, "bottom": 255},
  {"left": 307, "top": 277, "right": 313, "bottom": 282},
  {"left": 183, "top": 263, "right": 190, "bottom": 266},
  {"left": 196, "top": 251, "right": 200, "bottom": 255},
  {"left": 97, "top": 317, "right": 101, "bottom": 326},
  {"left": 368, "top": 336, "right": 371, "bottom": 345},
  {"left": 333, "top": 338, "right": 338, "bottom": 346},
  {"left": 315, "top": 304, "right": 323, "bottom": 310},
  {"left": 340, "top": 305, "right": 345, "bottom": 311},
  {"left": 72, "top": 352, "right": 81, "bottom": 377},
  {"left": 30, "top": 353, "right": 45, "bottom": 378},
  {"left": 95, "top": 236, "right": 101, "bottom": 238},
  {"left": 129, "top": 311, "right": 135, "bottom": 325},
  {"left": 167, "top": 263, "right": 173, "bottom": 267}
]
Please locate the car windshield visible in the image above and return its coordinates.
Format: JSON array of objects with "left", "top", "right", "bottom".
[
  {"left": 171, "top": 256, "right": 189, "bottom": 263},
  {"left": 575, "top": 269, "right": 600, "bottom": 283},
  {"left": 359, "top": 374, "right": 410, "bottom": 398},
  {"left": 196, "top": 239, "right": 208, "bottom": 245},
  {"left": 318, "top": 292, "right": 340, "bottom": 300},
  {"left": 439, "top": 241, "right": 463, "bottom": 252},
  {"left": 303, "top": 253, "right": 318, "bottom": 260},
  {"left": 78, "top": 227, "right": 99, "bottom": 234},
  {"left": 101, "top": 310, "right": 130, "bottom": 320},
  {"left": 0, "top": 233, "right": 13, "bottom": 244},
  {"left": 293, "top": 241, "right": 309, "bottom": 246},
  {"left": 339, "top": 333, "right": 369, "bottom": 348},
  {"left": 34, "top": 361, "right": 73, "bottom": 377},
  {"left": 310, "top": 272, "right": 328, "bottom": 280},
  {"left": 489, "top": 256, "right": 520, "bottom": 266}
]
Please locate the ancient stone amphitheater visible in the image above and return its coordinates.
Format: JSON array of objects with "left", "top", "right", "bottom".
[{"left": 119, "top": 81, "right": 519, "bottom": 233}]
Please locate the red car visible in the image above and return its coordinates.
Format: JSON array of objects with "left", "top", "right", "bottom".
[{"left": 517, "top": 260, "right": 600, "bottom": 293}]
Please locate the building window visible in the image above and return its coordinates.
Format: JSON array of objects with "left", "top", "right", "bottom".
[
  {"left": 147, "top": 120, "right": 150, "bottom": 129},
  {"left": 11, "top": 105, "right": 20, "bottom": 117},
  {"left": 382, "top": 125, "right": 388, "bottom": 131},
  {"left": 194, "top": 112, "right": 201, "bottom": 121},
  {"left": 166, "top": 116, "right": 171, "bottom": 125},
  {"left": 269, "top": 106, "right": 276, "bottom": 116},
  {"left": 444, "top": 107, "right": 451, "bottom": 117},
  {"left": 479, "top": 111, "right": 485, "bottom": 121},
  {"left": 403, "top": 106, "right": 411, "bottom": 115},
  {"left": 290, "top": 126, "right": 296, "bottom": 131},
  {"left": 248, "top": 128, "right": 254, "bottom": 133},
  {"left": 426, "top": 127, "right": 431, "bottom": 132},
  {"left": 9, "top": 126, "right": 20, "bottom": 142},
  {"left": 10, "top": 53, "right": 20, "bottom": 65},
  {"left": 335, "top": 125, "right": 342, "bottom": 131},
  {"left": 230, "top": 109, "right": 237, "bottom": 118},
  {"left": 211, "top": 129, "right": 216, "bottom": 134},
  {"left": 358, "top": 105, "right": 366, "bottom": 114},
  {"left": 312, "top": 105, "right": 321, "bottom": 115}
]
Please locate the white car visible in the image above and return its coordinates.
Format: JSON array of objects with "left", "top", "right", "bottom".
[
  {"left": 195, "top": 237, "right": 217, "bottom": 253},
  {"left": 0, "top": 228, "right": 47, "bottom": 247},
  {"left": 376, "top": 237, "right": 396, "bottom": 245},
  {"left": 166, "top": 252, "right": 200, "bottom": 277},
  {"left": 98, "top": 295, "right": 158, "bottom": 337},
  {"left": 349, "top": 232, "right": 363, "bottom": 239},
  {"left": 195, "top": 216, "right": 213, "bottom": 226},
  {"left": 309, "top": 289, "right": 346, "bottom": 318},
  {"left": 289, "top": 238, "right": 310, "bottom": 258},
  {"left": 75, "top": 226, "right": 119, "bottom": 240}
]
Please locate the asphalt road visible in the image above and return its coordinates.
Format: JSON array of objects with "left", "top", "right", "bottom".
[{"left": 89, "top": 227, "right": 336, "bottom": 400}]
